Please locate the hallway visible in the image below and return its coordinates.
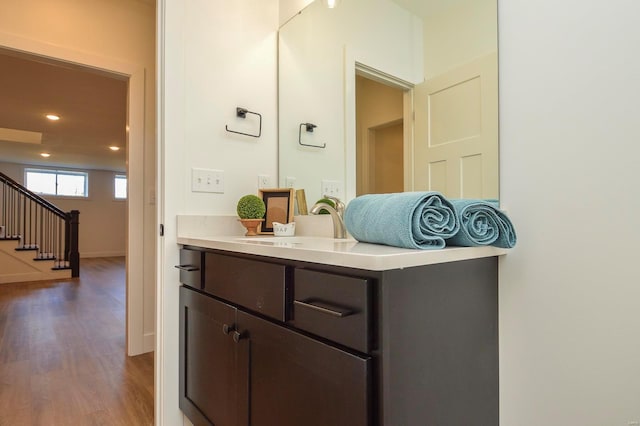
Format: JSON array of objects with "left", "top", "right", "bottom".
[{"left": 0, "top": 257, "right": 154, "bottom": 425}]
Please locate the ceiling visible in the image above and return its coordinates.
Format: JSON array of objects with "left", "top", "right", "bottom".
[{"left": 0, "top": 49, "right": 128, "bottom": 173}]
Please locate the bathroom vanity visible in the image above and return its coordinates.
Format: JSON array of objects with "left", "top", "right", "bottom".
[{"left": 177, "top": 235, "right": 505, "bottom": 426}]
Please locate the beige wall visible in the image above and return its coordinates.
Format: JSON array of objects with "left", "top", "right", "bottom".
[
  {"left": 0, "top": 0, "right": 156, "bottom": 353},
  {"left": 0, "top": 162, "right": 126, "bottom": 257}
]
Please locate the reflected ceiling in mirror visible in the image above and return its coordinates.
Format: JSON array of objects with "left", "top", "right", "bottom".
[{"left": 278, "top": 0, "right": 498, "bottom": 205}]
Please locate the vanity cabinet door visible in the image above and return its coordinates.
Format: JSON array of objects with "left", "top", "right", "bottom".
[
  {"left": 179, "top": 286, "right": 239, "bottom": 426},
  {"left": 236, "top": 310, "right": 372, "bottom": 426}
]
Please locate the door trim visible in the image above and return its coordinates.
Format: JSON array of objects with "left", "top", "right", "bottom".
[
  {"left": 344, "top": 52, "right": 416, "bottom": 201},
  {"left": 0, "top": 31, "right": 150, "bottom": 356}
]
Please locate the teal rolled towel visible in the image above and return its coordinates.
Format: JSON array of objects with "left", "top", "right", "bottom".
[
  {"left": 446, "top": 199, "right": 517, "bottom": 248},
  {"left": 344, "top": 192, "right": 459, "bottom": 249}
]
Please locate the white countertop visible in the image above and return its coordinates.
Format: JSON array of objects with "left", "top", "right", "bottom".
[{"left": 177, "top": 235, "right": 508, "bottom": 271}]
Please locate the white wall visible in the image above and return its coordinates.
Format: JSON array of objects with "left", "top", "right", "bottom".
[
  {"left": 0, "top": 0, "right": 156, "bottom": 354},
  {"left": 0, "top": 162, "right": 126, "bottom": 257},
  {"left": 279, "top": 0, "right": 314, "bottom": 26},
  {"left": 159, "top": 0, "right": 640, "bottom": 424},
  {"left": 279, "top": 0, "right": 423, "bottom": 203},
  {"left": 499, "top": 0, "right": 640, "bottom": 424},
  {"left": 423, "top": 0, "right": 497, "bottom": 79},
  {"left": 158, "top": 0, "right": 279, "bottom": 423}
]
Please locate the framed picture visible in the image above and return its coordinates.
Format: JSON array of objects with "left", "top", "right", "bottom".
[{"left": 259, "top": 188, "right": 295, "bottom": 234}]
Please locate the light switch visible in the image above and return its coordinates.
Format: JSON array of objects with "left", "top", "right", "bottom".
[
  {"left": 321, "top": 180, "right": 341, "bottom": 198},
  {"left": 258, "top": 174, "right": 271, "bottom": 189},
  {"left": 192, "top": 168, "right": 224, "bottom": 193}
]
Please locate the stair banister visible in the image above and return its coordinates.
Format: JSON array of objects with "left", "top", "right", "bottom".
[{"left": 0, "top": 171, "right": 80, "bottom": 277}]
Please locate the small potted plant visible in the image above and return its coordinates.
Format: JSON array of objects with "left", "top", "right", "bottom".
[{"left": 237, "top": 194, "right": 266, "bottom": 236}]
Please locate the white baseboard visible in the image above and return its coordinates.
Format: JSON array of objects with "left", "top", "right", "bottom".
[
  {"left": 80, "top": 251, "right": 126, "bottom": 258},
  {"left": 143, "top": 332, "right": 155, "bottom": 353}
]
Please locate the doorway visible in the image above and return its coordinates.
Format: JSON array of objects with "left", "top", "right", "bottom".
[
  {"left": 0, "top": 39, "right": 150, "bottom": 356},
  {"left": 355, "top": 74, "right": 408, "bottom": 195}
]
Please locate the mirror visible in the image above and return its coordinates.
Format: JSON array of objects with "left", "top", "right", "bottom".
[{"left": 278, "top": 0, "right": 498, "bottom": 206}]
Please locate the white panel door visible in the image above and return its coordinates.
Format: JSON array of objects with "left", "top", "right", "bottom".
[{"left": 414, "top": 52, "right": 498, "bottom": 199}]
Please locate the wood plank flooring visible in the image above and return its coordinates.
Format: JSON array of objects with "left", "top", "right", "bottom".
[{"left": 0, "top": 257, "right": 154, "bottom": 425}]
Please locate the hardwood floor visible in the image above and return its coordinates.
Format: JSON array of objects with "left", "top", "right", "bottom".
[{"left": 0, "top": 257, "right": 154, "bottom": 425}]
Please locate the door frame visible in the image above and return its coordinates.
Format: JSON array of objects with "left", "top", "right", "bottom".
[
  {"left": 0, "top": 31, "right": 149, "bottom": 355},
  {"left": 345, "top": 56, "right": 415, "bottom": 201}
]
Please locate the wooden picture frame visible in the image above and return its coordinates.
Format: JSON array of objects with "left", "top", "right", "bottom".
[{"left": 259, "top": 188, "right": 295, "bottom": 234}]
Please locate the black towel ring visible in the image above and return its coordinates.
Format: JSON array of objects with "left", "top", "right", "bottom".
[
  {"left": 225, "top": 107, "right": 262, "bottom": 138},
  {"left": 298, "top": 122, "right": 326, "bottom": 148}
]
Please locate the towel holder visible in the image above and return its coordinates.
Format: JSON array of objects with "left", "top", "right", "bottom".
[
  {"left": 298, "top": 122, "right": 326, "bottom": 148},
  {"left": 225, "top": 107, "right": 262, "bottom": 138}
]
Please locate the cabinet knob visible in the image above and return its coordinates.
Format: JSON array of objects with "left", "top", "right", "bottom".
[
  {"left": 232, "top": 330, "right": 246, "bottom": 343},
  {"left": 222, "top": 324, "right": 234, "bottom": 335}
]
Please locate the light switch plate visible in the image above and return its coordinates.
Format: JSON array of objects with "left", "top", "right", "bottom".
[
  {"left": 192, "top": 168, "right": 224, "bottom": 193},
  {"left": 258, "top": 174, "right": 271, "bottom": 189},
  {"left": 321, "top": 180, "right": 341, "bottom": 198}
]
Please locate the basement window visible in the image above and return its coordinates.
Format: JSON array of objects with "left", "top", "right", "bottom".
[
  {"left": 115, "top": 174, "right": 127, "bottom": 199},
  {"left": 25, "top": 168, "right": 88, "bottom": 197}
]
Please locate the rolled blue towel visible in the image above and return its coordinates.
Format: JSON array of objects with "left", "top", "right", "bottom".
[
  {"left": 344, "top": 192, "right": 459, "bottom": 249},
  {"left": 446, "top": 199, "right": 517, "bottom": 248}
]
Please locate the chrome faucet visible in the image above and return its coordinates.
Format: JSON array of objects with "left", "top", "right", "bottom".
[{"left": 310, "top": 195, "right": 347, "bottom": 239}]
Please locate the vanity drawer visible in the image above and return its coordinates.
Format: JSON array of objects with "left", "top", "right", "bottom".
[
  {"left": 292, "top": 269, "right": 371, "bottom": 353},
  {"left": 176, "top": 248, "right": 203, "bottom": 289},
  {"left": 204, "top": 252, "right": 289, "bottom": 321}
]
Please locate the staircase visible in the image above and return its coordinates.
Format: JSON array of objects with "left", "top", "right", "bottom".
[{"left": 0, "top": 171, "right": 79, "bottom": 284}]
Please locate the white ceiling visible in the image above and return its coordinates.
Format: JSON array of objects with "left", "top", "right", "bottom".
[{"left": 0, "top": 49, "right": 128, "bottom": 173}]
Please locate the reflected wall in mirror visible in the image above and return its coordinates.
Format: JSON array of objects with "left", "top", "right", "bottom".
[{"left": 278, "top": 0, "right": 498, "bottom": 205}]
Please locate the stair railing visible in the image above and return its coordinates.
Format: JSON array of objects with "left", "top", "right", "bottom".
[{"left": 0, "top": 171, "right": 80, "bottom": 277}]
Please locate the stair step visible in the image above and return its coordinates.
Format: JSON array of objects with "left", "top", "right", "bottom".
[
  {"left": 34, "top": 256, "right": 57, "bottom": 261},
  {"left": 15, "top": 246, "right": 39, "bottom": 251},
  {"left": 52, "top": 266, "right": 72, "bottom": 271},
  {"left": 0, "top": 236, "right": 21, "bottom": 241}
]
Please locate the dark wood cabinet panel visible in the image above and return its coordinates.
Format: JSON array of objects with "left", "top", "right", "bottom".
[
  {"left": 179, "top": 287, "right": 238, "bottom": 426},
  {"left": 292, "top": 268, "right": 372, "bottom": 353},
  {"left": 178, "top": 248, "right": 203, "bottom": 289},
  {"left": 204, "top": 252, "right": 289, "bottom": 321},
  {"left": 237, "top": 310, "right": 371, "bottom": 426},
  {"left": 379, "top": 258, "right": 499, "bottom": 425}
]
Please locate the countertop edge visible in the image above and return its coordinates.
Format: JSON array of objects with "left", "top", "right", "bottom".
[{"left": 177, "top": 236, "right": 509, "bottom": 271}]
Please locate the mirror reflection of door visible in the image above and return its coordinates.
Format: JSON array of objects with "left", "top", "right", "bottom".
[
  {"left": 414, "top": 53, "right": 499, "bottom": 199},
  {"left": 356, "top": 74, "right": 407, "bottom": 195}
]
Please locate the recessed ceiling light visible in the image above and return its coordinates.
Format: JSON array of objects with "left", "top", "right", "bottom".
[
  {"left": 40, "top": 152, "right": 51, "bottom": 158},
  {"left": 109, "top": 146, "right": 120, "bottom": 151},
  {"left": 46, "top": 114, "right": 60, "bottom": 121}
]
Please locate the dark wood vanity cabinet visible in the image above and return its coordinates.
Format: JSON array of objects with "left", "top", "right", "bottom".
[
  {"left": 236, "top": 310, "right": 371, "bottom": 426},
  {"left": 179, "top": 247, "right": 498, "bottom": 426},
  {"left": 179, "top": 286, "right": 238, "bottom": 426},
  {"left": 179, "top": 250, "right": 371, "bottom": 426}
]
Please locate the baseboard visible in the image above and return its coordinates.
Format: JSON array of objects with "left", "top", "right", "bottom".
[
  {"left": 80, "top": 251, "right": 126, "bottom": 258},
  {"left": 143, "top": 332, "right": 155, "bottom": 353}
]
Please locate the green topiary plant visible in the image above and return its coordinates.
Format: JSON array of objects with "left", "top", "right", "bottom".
[
  {"left": 314, "top": 197, "right": 336, "bottom": 215},
  {"left": 237, "top": 194, "right": 266, "bottom": 219}
]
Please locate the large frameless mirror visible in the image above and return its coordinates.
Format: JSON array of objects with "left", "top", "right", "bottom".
[{"left": 278, "top": 0, "right": 498, "bottom": 205}]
